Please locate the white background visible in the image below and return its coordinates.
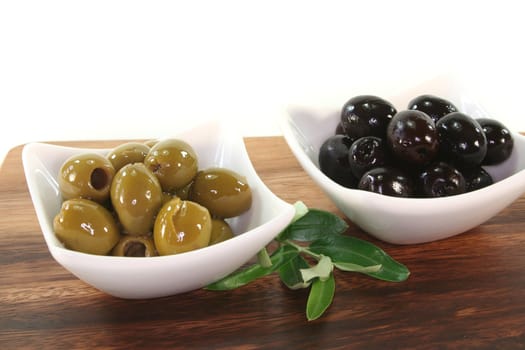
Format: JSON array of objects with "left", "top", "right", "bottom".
[{"left": 1, "top": 1, "right": 524, "bottom": 166}]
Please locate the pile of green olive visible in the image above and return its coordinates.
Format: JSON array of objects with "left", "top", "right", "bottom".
[{"left": 53, "top": 139, "right": 252, "bottom": 257}]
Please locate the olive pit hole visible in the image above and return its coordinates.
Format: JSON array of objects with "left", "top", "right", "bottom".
[
  {"left": 90, "top": 168, "right": 109, "bottom": 190},
  {"left": 124, "top": 241, "right": 147, "bottom": 257}
]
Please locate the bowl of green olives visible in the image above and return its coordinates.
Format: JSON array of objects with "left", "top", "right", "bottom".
[
  {"left": 22, "top": 120, "right": 295, "bottom": 298},
  {"left": 281, "top": 77, "right": 525, "bottom": 244}
]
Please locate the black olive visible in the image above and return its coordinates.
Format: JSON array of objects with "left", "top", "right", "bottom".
[
  {"left": 436, "top": 112, "right": 487, "bottom": 168},
  {"left": 408, "top": 94, "right": 458, "bottom": 124},
  {"left": 461, "top": 166, "right": 494, "bottom": 192},
  {"left": 416, "top": 161, "right": 466, "bottom": 197},
  {"left": 319, "top": 94, "right": 512, "bottom": 199},
  {"left": 386, "top": 110, "right": 439, "bottom": 166},
  {"left": 358, "top": 167, "right": 413, "bottom": 197},
  {"left": 476, "top": 118, "right": 514, "bottom": 165},
  {"left": 340, "top": 95, "right": 397, "bottom": 141},
  {"left": 348, "top": 136, "right": 387, "bottom": 179},
  {"left": 319, "top": 135, "right": 358, "bottom": 188}
]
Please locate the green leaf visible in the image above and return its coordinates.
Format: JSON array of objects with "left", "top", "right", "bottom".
[
  {"left": 277, "top": 209, "right": 348, "bottom": 242},
  {"left": 333, "top": 262, "right": 382, "bottom": 273},
  {"left": 278, "top": 254, "right": 311, "bottom": 290},
  {"left": 306, "top": 273, "right": 335, "bottom": 321},
  {"left": 205, "top": 205, "right": 410, "bottom": 322},
  {"left": 300, "top": 255, "right": 333, "bottom": 282},
  {"left": 309, "top": 235, "right": 410, "bottom": 282},
  {"left": 206, "top": 245, "right": 298, "bottom": 290}
]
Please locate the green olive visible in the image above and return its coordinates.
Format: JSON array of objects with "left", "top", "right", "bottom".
[
  {"left": 111, "top": 163, "right": 162, "bottom": 236},
  {"left": 106, "top": 142, "right": 150, "bottom": 172},
  {"left": 53, "top": 198, "right": 120, "bottom": 255},
  {"left": 189, "top": 167, "right": 252, "bottom": 218},
  {"left": 111, "top": 234, "right": 157, "bottom": 257},
  {"left": 153, "top": 198, "right": 212, "bottom": 255},
  {"left": 143, "top": 139, "right": 198, "bottom": 192},
  {"left": 210, "top": 218, "right": 234, "bottom": 245},
  {"left": 58, "top": 153, "right": 115, "bottom": 203}
]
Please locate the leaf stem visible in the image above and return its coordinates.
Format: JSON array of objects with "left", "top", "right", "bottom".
[{"left": 284, "top": 240, "right": 322, "bottom": 260}]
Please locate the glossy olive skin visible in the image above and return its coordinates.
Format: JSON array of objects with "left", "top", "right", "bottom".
[
  {"left": 111, "top": 234, "right": 157, "bottom": 257},
  {"left": 408, "top": 94, "right": 458, "bottom": 123},
  {"left": 153, "top": 198, "right": 212, "bottom": 255},
  {"left": 110, "top": 163, "right": 162, "bottom": 236},
  {"left": 386, "top": 110, "right": 439, "bottom": 166},
  {"left": 358, "top": 167, "right": 413, "bottom": 197},
  {"left": 436, "top": 112, "right": 487, "bottom": 168},
  {"left": 318, "top": 135, "right": 358, "bottom": 188},
  {"left": 476, "top": 118, "right": 514, "bottom": 165},
  {"left": 106, "top": 142, "right": 150, "bottom": 171},
  {"left": 341, "top": 95, "right": 397, "bottom": 140},
  {"left": 53, "top": 198, "right": 120, "bottom": 255},
  {"left": 144, "top": 139, "right": 198, "bottom": 192},
  {"left": 58, "top": 153, "right": 115, "bottom": 203},
  {"left": 417, "top": 162, "right": 466, "bottom": 197},
  {"left": 210, "top": 218, "right": 234, "bottom": 245},
  {"left": 348, "top": 136, "right": 387, "bottom": 179},
  {"left": 462, "top": 166, "right": 493, "bottom": 192},
  {"left": 190, "top": 168, "right": 252, "bottom": 218}
]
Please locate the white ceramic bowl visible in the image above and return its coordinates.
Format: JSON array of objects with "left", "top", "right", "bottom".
[
  {"left": 22, "top": 120, "right": 295, "bottom": 299},
  {"left": 281, "top": 76, "right": 525, "bottom": 245}
]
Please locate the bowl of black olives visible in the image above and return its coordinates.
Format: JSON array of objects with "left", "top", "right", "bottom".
[
  {"left": 282, "top": 87, "right": 525, "bottom": 244},
  {"left": 22, "top": 120, "right": 295, "bottom": 298}
]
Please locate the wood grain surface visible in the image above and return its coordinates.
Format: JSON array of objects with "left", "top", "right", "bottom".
[{"left": 1, "top": 137, "right": 525, "bottom": 349}]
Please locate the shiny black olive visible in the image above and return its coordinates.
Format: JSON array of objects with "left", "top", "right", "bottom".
[
  {"left": 462, "top": 166, "right": 493, "bottom": 192},
  {"left": 358, "top": 166, "right": 413, "bottom": 197},
  {"left": 436, "top": 112, "right": 487, "bottom": 168},
  {"left": 408, "top": 94, "right": 458, "bottom": 123},
  {"left": 386, "top": 110, "right": 439, "bottom": 166},
  {"left": 318, "top": 135, "right": 358, "bottom": 188},
  {"left": 476, "top": 118, "right": 514, "bottom": 165},
  {"left": 416, "top": 161, "right": 466, "bottom": 197},
  {"left": 340, "top": 95, "right": 397, "bottom": 140},
  {"left": 348, "top": 136, "right": 387, "bottom": 179}
]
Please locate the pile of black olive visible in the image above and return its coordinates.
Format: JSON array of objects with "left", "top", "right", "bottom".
[{"left": 319, "top": 94, "right": 514, "bottom": 197}]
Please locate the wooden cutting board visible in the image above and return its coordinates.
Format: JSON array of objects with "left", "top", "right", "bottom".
[{"left": 1, "top": 137, "right": 524, "bottom": 349}]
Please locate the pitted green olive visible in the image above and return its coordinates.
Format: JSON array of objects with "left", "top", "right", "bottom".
[
  {"left": 53, "top": 198, "right": 120, "bottom": 255},
  {"left": 153, "top": 198, "right": 212, "bottom": 255},
  {"left": 106, "top": 142, "right": 150, "bottom": 172},
  {"left": 143, "top": 139, "right": 198, "bottom": 192},
  {"left": 111, "top": 234, "right": 157, "bottom": 257},
  {"left": 53, "top": 138, "right": 251, "bottom": 257},
  {"left": 210, "top": 218, "right": 234, "bottom": 245},
  {"left": 58, "top": 153, "right": 115, "bottom": 203},
  {"left": 111, "top": 163, "right": 162, "bottom": 236},
  {"left": 190, "top": 168, "right": 252, "bottom": 218}
]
